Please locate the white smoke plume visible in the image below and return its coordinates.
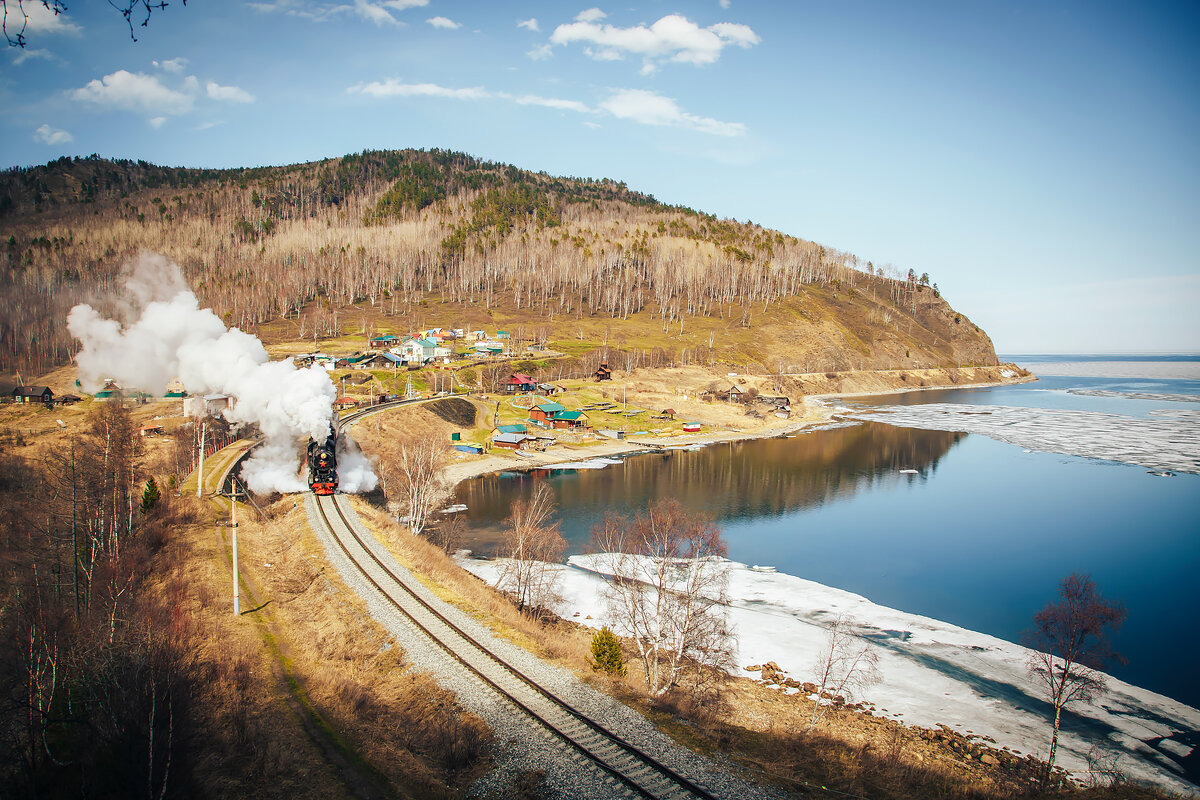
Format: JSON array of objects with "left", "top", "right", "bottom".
[{"left": 67, "top": 253, "right": 378, "bottom": 495}]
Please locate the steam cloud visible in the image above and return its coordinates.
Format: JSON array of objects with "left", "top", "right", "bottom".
[{"left": 67, "top": 253, "right": 378, "bottom": 495}]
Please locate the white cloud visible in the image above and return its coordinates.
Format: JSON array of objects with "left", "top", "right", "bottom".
[
  {"left": 549, "top": 13, "right": 760, "bottom": 72},
  {"left": 517, "top": 17, "right": 539, "bottom": 32},
  {"left": 511, "top": 94, "right": 591, "bottom": 113},
  {"left": 11, "top": 47, "right": 53, "bottom": 65},
  {"left": 249, "top": 0, "right": 425, "bottom": 23},
  {"left": 154, "top": 57, "right": 188, "bottom": 73},
  {"left": 353, "top": 0, "right": 402, "bottom": 26},
  {"left": 71, "top": 70, "right": 194, "bottom": 115},
  {"left": 427, "top": 16, "right": 460, "bottom": 29},
  {"left": 349, "top": 79, "right": 489, "bottom": 100},
  {"left": 599, "top": 88, "right": 745, "bottom": 136},
  {"left": 348, "top": 76, "right": 743, "bottom": 137},
  {"left": 148, "top": 117, "right": 167, "bottom": 129},
  {"left": 206, "top": 81, "right": 255, "bottom": 103},
  {"left": 13, "top": 2, "right": 81, "bottom": 36},
  {"left": 33, "top": 124, "right": 72, "bottom": 145},
  {"left": 575, "top": 8, "right": 606, "bottom": 23},
  {"left": 719, "top": 0, "right": 731, "bottom": 8},
  {"left": 526, "top": 43, "right": 553, "bottom": 61}
]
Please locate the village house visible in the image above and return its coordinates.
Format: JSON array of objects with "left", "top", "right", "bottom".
[
  {"left": 12, "top": 385, "right": 54, "bottom": 404},
  {"left": 490, "top": 423, "right": 529, "bottom": 438},
  {"left": 355, "top": 352, "right": 404, "bottom": 370},
  {"left": 93, "top": 380, "right": 122, "bottom": 401},
  {"left": 503, "top": 373, "right": 538, "bottom": 393},
  {"left": 183, "top": 394, "right": 233, "bottom": 419},
  {"left": 529, "top": 401, "right": 567, "bottom": 425},
  {"left": 594, "top": 362, "right": 612, "bottom": 381},
  {"left": 724, "top": 385, "right": 747, "bottom": 403},
  {"left": 491, "top": 431, "right": 528, "bottom": 450},
  {"left": 370, "top": 335, "right": 399, "bottom": 348},
  {"left": 164, "top": 378, "right": 186, "bottom": 398},
  {"left": 473, "top": 341, "right": 505, "bottom": 357},
  {"left": 398, "top": 337, "right": 439, "bottom": 364},
  {"left": 549, "top": 410, "right": 589, "bottom": 430}
]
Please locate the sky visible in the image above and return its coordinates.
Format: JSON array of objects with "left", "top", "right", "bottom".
[{"left": 2, "top": 0, "right": 1197, "bottom": 354}]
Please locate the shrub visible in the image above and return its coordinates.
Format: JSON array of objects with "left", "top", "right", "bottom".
[{"left": 589, "top": 626, "right": 626, "bottom": 676}]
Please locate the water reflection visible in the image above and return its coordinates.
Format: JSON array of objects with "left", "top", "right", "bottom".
[{"left": 456, "top": 421, "right": 964, "bottom": 555}]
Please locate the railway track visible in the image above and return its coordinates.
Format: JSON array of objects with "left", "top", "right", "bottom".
[{"left": 312, "top": 492, "right": 721, "bottom": 800}]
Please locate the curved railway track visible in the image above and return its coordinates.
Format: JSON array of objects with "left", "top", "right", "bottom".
[{"left": 312, "top": 492, "right": 720, "bottom": 800}]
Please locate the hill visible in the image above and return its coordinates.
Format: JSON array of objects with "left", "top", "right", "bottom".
[{"left": 0, "top": 150, "right": 996, "bottom": 381}]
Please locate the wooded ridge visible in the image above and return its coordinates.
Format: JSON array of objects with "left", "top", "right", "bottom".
[{"left": 1, "top": 149, "right": 997, "bottom": 379}]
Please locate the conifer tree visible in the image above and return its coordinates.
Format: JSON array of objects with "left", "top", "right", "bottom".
[
  {"left": 140, "top": 476, "right": 159, "bottom": 514},
  {"left": 590, "top": 626, "right": 626, "bottom": 676}
]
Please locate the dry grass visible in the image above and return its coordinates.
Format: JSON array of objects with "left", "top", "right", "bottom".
[{"left": 121, "top": 470, "right": 493, "bottom": 798}]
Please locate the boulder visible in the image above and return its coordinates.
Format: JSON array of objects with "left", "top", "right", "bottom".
[{"left": 981, "top": 753, "right": 1000, "bottom": 766}]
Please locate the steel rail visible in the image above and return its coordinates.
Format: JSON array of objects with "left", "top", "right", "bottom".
[{"left": 313, "top": 493, "right": 719, "bottom": 800}]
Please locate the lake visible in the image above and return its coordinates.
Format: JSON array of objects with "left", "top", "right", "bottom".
[{"left": 455, "top": 356, "right": 1200, "bottom": 709}]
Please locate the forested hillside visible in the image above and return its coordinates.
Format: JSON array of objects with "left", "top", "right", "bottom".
[{"left": 0, "top": 149, "right": 997, "bottom": 379}]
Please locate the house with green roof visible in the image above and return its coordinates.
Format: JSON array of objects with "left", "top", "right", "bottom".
[
  {"left": 549, "top": 410, "right": 589, "bottom": 429},
  {"left": 529, "top": 401, "right": 566, "bottom": 424}
]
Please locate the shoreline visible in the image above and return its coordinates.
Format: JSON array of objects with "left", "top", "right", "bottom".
[{"left": 439, "top": 368, "right": 1034, "bottom": 499}]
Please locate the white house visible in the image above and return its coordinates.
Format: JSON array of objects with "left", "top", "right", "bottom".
[{"left": 399, "top": 337, "right": 438, "bottom": 363}]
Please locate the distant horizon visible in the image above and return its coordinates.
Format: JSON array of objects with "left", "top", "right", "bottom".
[{"left": 1000, "top": 352, "right": 1200, "bottom": 358}]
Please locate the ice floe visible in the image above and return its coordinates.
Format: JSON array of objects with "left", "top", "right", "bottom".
[
  {"left": 541, "top": 457, "right": 626, "bottom": 470},
  {"left": 848, "top": 403, "right": 1200, "bottom": 474}
]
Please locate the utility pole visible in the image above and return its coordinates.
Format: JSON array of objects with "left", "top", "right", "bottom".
[
  {"left": 231, "top": 478, "right": 240, "bottom": 616},
  {"left": 196, "top": 421, "right": 207, "bottom": 498}
]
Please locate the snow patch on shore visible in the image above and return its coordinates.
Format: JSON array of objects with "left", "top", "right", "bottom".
[{"left": 457, "top": 554, "right": 1200, "bottom": 795}]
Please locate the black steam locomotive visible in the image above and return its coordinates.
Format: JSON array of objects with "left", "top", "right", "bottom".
[{"left": 307, "top": 426, "right": 338, "bottom": 495}]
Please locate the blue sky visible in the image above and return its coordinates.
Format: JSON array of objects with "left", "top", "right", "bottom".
[{"left": 3, "top": 0, "right": 1197, "bottom": 353}]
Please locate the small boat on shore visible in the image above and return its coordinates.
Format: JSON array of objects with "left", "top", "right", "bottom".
[
  {"left": 682, "top": 422, "right": 702, "bottom": 432},
  {"left": 440, "top": 503, "right": 468, "bottom": 513}
]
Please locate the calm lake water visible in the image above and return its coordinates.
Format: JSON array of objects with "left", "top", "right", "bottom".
[{"left": 455, "top": 356, "right": 1200, "bottom": 708}]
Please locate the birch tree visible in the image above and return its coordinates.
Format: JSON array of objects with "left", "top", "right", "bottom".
[
  {"left": 807, "top": 614, "right": 881, "bottom": 731},
  {"left": 383, "top": 432, "right": 448, "bottom": 537},
  {"left": 496, "top": 483, "right": 565, "bottom": 615},
  {"left": 589, "top": 500, "right": 732, "bottom": 697}
]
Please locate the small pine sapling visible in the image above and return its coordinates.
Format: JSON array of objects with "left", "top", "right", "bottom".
[
  {"left": 140, "top": 476, "right": 160, "bottom": 513},
  {"left": 589, "top": 626, "right": 627, "bottom": 676}
]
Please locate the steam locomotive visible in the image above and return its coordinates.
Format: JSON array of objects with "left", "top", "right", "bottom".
[{"left": 307, "top": 426, "right": 338, "bottom": 495}]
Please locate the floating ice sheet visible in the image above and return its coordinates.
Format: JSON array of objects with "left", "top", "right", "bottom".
[{"left": 849, "top": 403, "right": 1200, "bottom": 474}]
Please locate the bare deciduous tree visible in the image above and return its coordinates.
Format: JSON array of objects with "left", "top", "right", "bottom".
[
  {"left": 1023, "top": 573, "right": 1126, "bottom": 788},
  {"left": 381, "top": 432, "right": 448, "bottom": 537},
  {"left": 496, "top": 483, "right": 565, "bottom": 615},
  {"left": 807, "top": 614, "right": 881, "bottom": 731},
  {"left": 589, "top": 500, "right": 732, "bottom": 697}
]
